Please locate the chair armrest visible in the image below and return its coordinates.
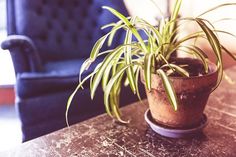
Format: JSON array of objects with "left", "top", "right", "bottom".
[
  {"left": 16, "top": 72, "right": 79, "bottom": 98},
  {"left": 1, "top": 35, "right": 43, "bottom": 73}
]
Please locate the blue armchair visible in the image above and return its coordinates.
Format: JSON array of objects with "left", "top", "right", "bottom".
[{"left": 1, "top": 0, "right": 145, "bottom": 142}]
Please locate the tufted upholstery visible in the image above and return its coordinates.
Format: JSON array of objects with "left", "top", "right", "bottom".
[
  {"left": 13, "top": 0, "right": 125, "bottom": 62},
  {"left": 1, "top": 0, "right": 146, "bottom": 142}
]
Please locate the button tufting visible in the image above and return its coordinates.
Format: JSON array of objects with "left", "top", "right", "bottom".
[
  {"left": 68, "top": 11, "right": 74, "bottom": 20},
  {"left": 58, "top": 0, "right": 64, "bottom": 8},
  {"left": 73, "top": 0, "right": 79, "bottom": 6},
  {"left": 56, "top": 34, "right": 62, "bottom": 44},
  {"left": 72, "top": 34, "right": 78, "bottom": 43},
  {"left": 87, "top": 34, "right": 92, "bottom": 40},
  {"left": 62, "top": 24, "right": 68, "bottom": 31},
  {"left": 47, "top": 21, "right": 52, "bottom": 29},
  {"left": 36, "top": 7, "right": 43, "bottom": 15},
  {"left": 88, "top": 0, "right": 93, "bottom": 5},
  {"left": 42, "top": 0, "right": 47, "bottom": 5},
  {"left": 39, "top": 33, "right": 48, "bottom": 41},
  {"left": 81, "top": 10, "right": 87, "bottom": 17},
  {"left": 92, "top": 20, "right": 97, "bottom": 27},
  {"left": 77, "top": 23, "right": 83, "bottom": 29},
  {"left": 97, "top": 7, "right": 102, "bottom": 14},
  {"left": 51, "top": 10, "right": 58, "bottom": 19}
]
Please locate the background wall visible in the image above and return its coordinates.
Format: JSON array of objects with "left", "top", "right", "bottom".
[
  {"left": 0, "top": 0, "right": 6, "bottom": 30},
  {"left": 124, "top": 0, "right": 168, "bottom": 25},
  {"left": 182, "top": 0, "right": 236, "bottom": 68},
  {"left": 0, "top": 0, "right": 15, "bottom": 85},
  {"left": 0, "top": 0, "right": 15, "bottom": 105}
]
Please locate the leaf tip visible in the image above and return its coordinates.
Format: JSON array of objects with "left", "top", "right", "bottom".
[{"left": 102, "top": 6, "right": 108, "bottom": 10}]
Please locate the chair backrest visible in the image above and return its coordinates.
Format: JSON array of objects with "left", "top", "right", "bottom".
[{"left": 7, "top": 0, "right": 128, "bottom": 62}]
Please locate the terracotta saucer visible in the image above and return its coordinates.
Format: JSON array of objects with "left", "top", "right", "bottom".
[{"left": 144, "top": 109, "right": 208, "bottom": 138}]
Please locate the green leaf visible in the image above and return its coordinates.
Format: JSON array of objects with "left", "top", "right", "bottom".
[
  {"left": 135, "top": 67, "right": 142, "bottom": 101},
  {"left": 101, "top": 17, "right": 131, "bottom": 30},
  {"left": 143, "top": 29, "right": 155, "bottom": 53},
  {"left": 90, "top": 34, "right": 110, "bottom": 60},
  {"left": 124, "top": 64, "right": 139, "bottom": 87},
  {"left": 169, "top": 0, "right": 182, "bottom": 36},
  {"left": 124, "top": 17, "right": 136, "bottom": 94},
  {"left": 156, "top": 69, "right": 178, "bottom": 111},
  {"left": 159, "top": 54, "right": 169, "bottom": 65},
  {"left": 102, "top": 53, "right": 121, "bottom": 90},
  {"left": 197, "top": 3, "right": 236, "bottom": 17},
  {"left": 102, "top": 6, "right": 148, "bottom": 53},
  {"left": 102, "top": 50, "right": 125, "bottom": 90},
  {"left": 90, "top": 62, "right": 103, "bottom": 91},
  {"left": 171, "top": 0, "right": 183, "bottom": 21},
  {"left": 144, "top": 53, "right": 155, "bottom": 90},
  {"left": 196, "top": 19, "right": 221, "bottom": 59},
  {"left": 137, "top": 17, "right": 162, "bottom": 43},
  {"left": 101, "top": 23, "right": 116, "bottom": 30},
  {"left": 101, "top": 62, "right": 113, "bottom": 90},
  {"left": 196, "top": 18, "right": 223, "bottom": 88},
  {"left": 66, "top": 69, "right": 99, "bottom": 126},
  {"left": 178, "top": 45, "right": 209, "bottom": 73},
  {"left": 159, "top": 54, "right": 189, "bottom": 77},
  {"left": 90, "top": 44, "right": 138, "bottom": 99},
  {"left": 221, "top": 45, "right": 236, "bottom": 60},
  {"left": 174, "top": 32, "right": 204, "bottom": 46},
  {"left": 161, "top": 63, "right": 189, "bottom": 77},
  {"left": 108, "top": 21, "right": 124, "bottom": 46},
  {"left": 104, "top": 65, "right": 130, "bottom": 123},
  {"left": 124, "top": 76, "right": 129, "bottom": 87},
  {"left": 213, "top": 30, "right": 236, "bottom": 38},
  {"left": 90, "top": 24, "right": 125, "bottom": 60},
  {"left": 110, "top": 70, "right": 129, "bottom": 124},
  {"left": 79, "top": 50, "right": 113, "bottom": 84},
  {"left": 79, "top": 58, "right": 93, "bottom": 88},
  {"left": 90, "top": 46, "right": 124, "bottom": 99},
  {"left": 213, "top": 30, "right": 236, "bottom": 60}
]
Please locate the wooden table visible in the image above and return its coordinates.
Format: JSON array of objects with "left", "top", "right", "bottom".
[{"left": 2, "top": 66, "right": 236, "bottom": 157}]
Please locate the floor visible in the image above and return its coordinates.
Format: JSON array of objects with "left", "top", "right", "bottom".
[{"left": 0, "top": 105, "right": 22, "bottom": 152}]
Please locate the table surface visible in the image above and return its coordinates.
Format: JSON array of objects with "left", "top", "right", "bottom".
[{"left": 2, "top": 66, "right": 236, "bottom": 157}]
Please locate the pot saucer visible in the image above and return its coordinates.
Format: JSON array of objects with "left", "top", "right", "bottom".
[{"left": 144, "top": 109, "right": 208, "bottom": 138}]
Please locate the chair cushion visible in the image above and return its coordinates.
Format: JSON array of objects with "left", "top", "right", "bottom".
[{"left": 16, "top": 57, "right": 103, "bottom": 98}]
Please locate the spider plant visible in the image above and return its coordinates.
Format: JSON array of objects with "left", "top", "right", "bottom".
[{"left": 66, "top": 0, "right": 236, "bottom": 124}]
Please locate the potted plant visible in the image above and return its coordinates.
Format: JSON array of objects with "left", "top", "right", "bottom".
[{"left": 66, "top": 0, "right": 236, "bottom": 137}]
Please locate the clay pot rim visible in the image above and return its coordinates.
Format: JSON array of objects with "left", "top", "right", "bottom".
[
  {"left": 140, "top": 58, "right": 218, "bottom": 88},
  {"left": 168, "top": 59, "right": 218, "bottom": 80}
]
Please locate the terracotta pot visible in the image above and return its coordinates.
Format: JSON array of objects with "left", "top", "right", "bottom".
[{"left": 141, "top": 58, "right": 218, "bottom": 129}]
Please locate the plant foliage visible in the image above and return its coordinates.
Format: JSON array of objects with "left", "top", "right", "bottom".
[{"left": 66, "top": 0, "right": 236, "bottom": 125}]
